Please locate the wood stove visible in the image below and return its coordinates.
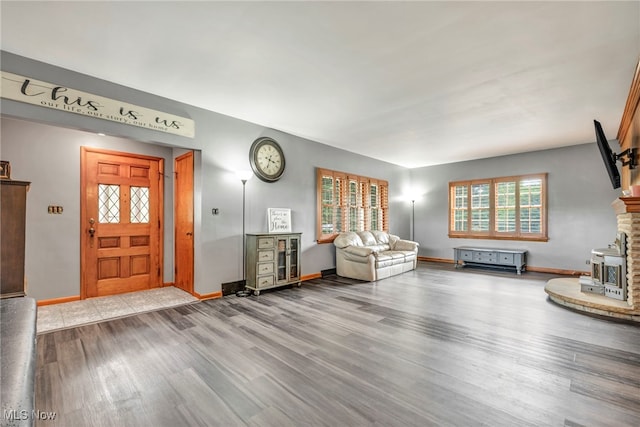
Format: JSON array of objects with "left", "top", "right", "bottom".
[{"left": 582, "top": 232, "right": 627, "bottom": 301}]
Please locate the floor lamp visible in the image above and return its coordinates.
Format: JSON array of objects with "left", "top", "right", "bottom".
[
  {"left": 236, "top": 171, "right": 253, "bottom": 286},
  {"left": 411, "top": 199, "right": 415, "bottom": 241}
]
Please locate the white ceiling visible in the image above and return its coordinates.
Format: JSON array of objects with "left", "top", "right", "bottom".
[{"left": 1, "top": 1, "right": 639, "bottom": 168}]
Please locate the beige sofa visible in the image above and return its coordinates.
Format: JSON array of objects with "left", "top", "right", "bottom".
[{"left": 333, "top": 231, "right": 419, "bottom": 281}]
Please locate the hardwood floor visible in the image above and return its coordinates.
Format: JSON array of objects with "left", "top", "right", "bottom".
[{"left": 34, "top": 262, "right": 640, "bottom": 426}]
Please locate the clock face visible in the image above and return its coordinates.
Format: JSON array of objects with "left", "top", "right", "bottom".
[{"left": 250, "top": 137, "right": 285, "bottom": 182}]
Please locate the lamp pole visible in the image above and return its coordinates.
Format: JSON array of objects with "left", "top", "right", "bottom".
[
  {"left": 241, "top": 178, "right": 247, "bottom": 285},
  {"left": 237, "top": 170, "right": 252, "bottom": 287},
  {"left": 411, "top": 199, "right": 415, "bottom": 241}
]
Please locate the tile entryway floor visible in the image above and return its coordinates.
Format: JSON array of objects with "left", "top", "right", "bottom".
[{"left": 36, "top": 287, "right": 199, "bottom": 334}]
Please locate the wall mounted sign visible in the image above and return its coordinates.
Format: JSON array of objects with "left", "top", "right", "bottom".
[
  {"left": 1, "top": 71, "right": 195, "bottom": 138},
  {"left": 267, "top": 208, "right": 292, "bottom": 233}
]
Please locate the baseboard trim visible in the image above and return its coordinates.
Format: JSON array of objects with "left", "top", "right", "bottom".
[
  {"left": 418, "top": 256, "right": 453, "bottom": 264},
  {"left": 418, "top": 256, "right": 588, "bottom": 276},
  {"left": 194, "top": 291, "right": 223, "bottom": 301},
  {"left": 301, "top": 273, "right": 322, "bottom": 281},
  {"left": 37, "top": 295, "right": 81, "bottom": 307},
  {"left": 525, "top": 266, "right": 588, "bottom": 276}
]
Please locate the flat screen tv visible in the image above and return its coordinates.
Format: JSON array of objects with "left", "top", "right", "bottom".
[{"left": 594, "top": 119, "right": 621, "bottom": 189}]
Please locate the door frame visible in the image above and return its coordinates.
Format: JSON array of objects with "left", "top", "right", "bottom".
[{"left": 80, "top": 146, "right": 165, "bottom": 299}]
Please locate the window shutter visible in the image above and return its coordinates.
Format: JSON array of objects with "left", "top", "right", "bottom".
[{"left": 316, "top": 168, "right": 390, "bottom": 241}]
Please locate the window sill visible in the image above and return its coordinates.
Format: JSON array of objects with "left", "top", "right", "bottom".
[{"left": 317, "top": 236, "right": 337, "bottom": 244}]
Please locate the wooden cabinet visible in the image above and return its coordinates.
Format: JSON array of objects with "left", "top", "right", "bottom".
[
  {"left": 245, "top": 233, "right": 301, "bottom": 295},
  {"left": 1, "top": 180, "right": 30, "bottom": 298},
  {"left": 454, "top": 246, "right": 527, "bottom": 275}
]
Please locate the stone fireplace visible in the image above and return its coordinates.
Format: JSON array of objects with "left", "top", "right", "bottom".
[
  {"left": 612, "top": 197, "right": 640, "bottom": 310},
  {"left": 544, "top": 197, "right": 640, "bottom": 322}
]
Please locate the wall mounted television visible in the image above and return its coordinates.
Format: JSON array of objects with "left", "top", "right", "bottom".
[{"left": 594, "top": 119, "right": 621, "bottom": 189}]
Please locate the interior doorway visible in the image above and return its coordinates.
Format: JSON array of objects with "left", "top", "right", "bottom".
[
  {"left": 80, "top": 147, "right": 164, "bottom": 298},
  {"left": 174, "top": 151, "right": 194, "bottom": 294}
]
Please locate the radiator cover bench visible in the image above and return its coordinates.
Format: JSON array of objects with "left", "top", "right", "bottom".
[{"left": 454, "top": 246, "right": 527, "bottom": 275}]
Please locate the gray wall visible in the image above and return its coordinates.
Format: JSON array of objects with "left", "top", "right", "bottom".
[
  {"left": 1, "top": 51, "right": 409, "bottom": 300},
  {"left": 410, "top": 143, "right": 622, "bottom": 271},
  {"left": 1, "top": 50, "right": 622, "bottom": 300},
  {"left": 1, "top": 118, "right": 176, "bottom": 299}
]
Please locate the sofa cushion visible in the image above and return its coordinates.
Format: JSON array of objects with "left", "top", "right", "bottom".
[
  {"left": 356, "top": 230, "right": 377, "bottom": 246},
  {"left": 402, "top": 252, "right": 417, "bottom": 262},
  {"left": 343, "top": 246, "right": 374, "bottom": 258},
  {"left": 334, "top": 232, "right": 364, "bottom": 249},
  {"left": 368, "top": 244, "right": 391, "bottom": 253},
  {"left": 375, "top": 250, "right": 409, "bottom": 268},
  {"left": 392, "top": 239, "right": 419, "bottom": 251},
  {"left": 375, "top": 252, "right": 395, "bottom": 268},
  {"left": 370, "top": 230, "right": 391, "bottom": 244}
]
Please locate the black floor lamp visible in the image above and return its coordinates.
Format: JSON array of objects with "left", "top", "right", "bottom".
[{"left": 237, "top": 171, "right": 253, "bottom": 285}]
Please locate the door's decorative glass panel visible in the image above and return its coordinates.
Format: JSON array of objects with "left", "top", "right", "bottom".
[
  {"left": 130, "top": 186, "right": 150, "bottom": 223},
  {"left": 98, "top": 184, "right": 120, "bottom": 223}
]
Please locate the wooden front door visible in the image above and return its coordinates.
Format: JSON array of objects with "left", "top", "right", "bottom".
[
  {"left": 174, "top": 151, "right": 194, "bottom": 294},
  {"left": 81, "top": 147, "right": 164, "bottom": 299}
]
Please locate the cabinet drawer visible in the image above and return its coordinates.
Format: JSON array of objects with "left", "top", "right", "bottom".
[
  {"left": 473, "top": 252, "right": 497, "bottom": 262},
  {"left": 257, "top": 262, "right": 274, "bottom": 275},
  {"left": 499, "top": 253, "right": 514, "bottom": 264},
  {"left": 258, "top": 237, "right": 274, "bottom": 249},
  {"left": 459, "top": 250, "right": 473, "bottom": 261},
  {"left": 257, "top": 275, "right": 274, "bottom": 287},
  {"left": 258, "top": 250, "right": 274, "bottom": 262}
]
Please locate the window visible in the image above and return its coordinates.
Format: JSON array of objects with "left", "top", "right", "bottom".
[
  {"left": 98, "top": 184, "right": 120, "bottom": 223},
  {"left": 317, "top": 168, "right": 388, "bottom": 242},
  {"left": 449, "top": 173, "right": 547, "bottom": 241}
]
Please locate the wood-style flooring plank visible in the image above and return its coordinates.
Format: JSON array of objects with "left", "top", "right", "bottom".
[{"left": 33, "top": 262, "right": 640, "bottom": 426}]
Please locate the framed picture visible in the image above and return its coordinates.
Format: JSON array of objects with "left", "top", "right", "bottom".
[
  {"left": 267, "top": 208, "right": 291, "bottom": 233},
  {"left": 0, "top": 161, "right": 11, "bottom": 180}
]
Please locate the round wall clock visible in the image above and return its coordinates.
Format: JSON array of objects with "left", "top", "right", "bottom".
[{"left": 249, "top": 137, "right": 286, "bottom": 182}]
